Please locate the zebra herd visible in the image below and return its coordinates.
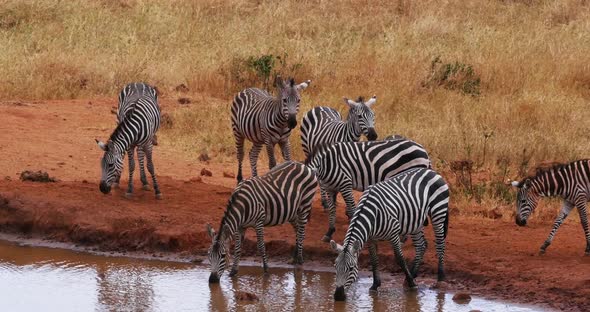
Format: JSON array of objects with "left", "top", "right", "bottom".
[{"left": 96, "top": 81, "right": 590, "bottom": 302}]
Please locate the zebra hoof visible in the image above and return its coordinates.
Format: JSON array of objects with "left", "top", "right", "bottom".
[
  {"left": 229, "top": 269, "right": 238, "bottom": 277},
  {"left": 125, "top": 192, "right": 133, "bottom": 198},
  {"left": 538, "top": 248, "right": 546, "bottom": 255},
  {"left": 142, "top": 184, "right": 151, "bottom": 191},
  {"left": 288, "top": 257, "right": 304, "bottom": 265},
  {"left": 321, "top": 235, "right": 332, "bottom": 243},
  {"left": 155, "top": 193, "right": 163, "bottom": 200},
  {"left": 404, "top": 278, "right": 417, "bottom": 289}
]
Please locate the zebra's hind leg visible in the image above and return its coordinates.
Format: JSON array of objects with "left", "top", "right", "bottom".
[
  {"left": 368, "top": 241, "right": 381, "bottom": 291},
  {"left": 255, "top": 221, "right": 269, "bottom": 273},
  {"left": 265, "top": 142, "right": 277, "bottom": 170},
  {"left": 410, "top": 231, "right": 427, "bottom": 278},
  {"left": 125, "top": 148, "right": 135, "bottom": 197},
  {"left": 229, "top": 229, "right": 244, "bottom": 277},
  {"left": 575, "top": 201, "right": 590, "bottom": 255},
  {"left": 390, "top": 234, "right": 416, "bottom": 288},
  {"left": 540, "top": 200, "right": 574, "bottom": 254},
  {"left": 137, "top": 147, "right": 150, "bottom": 191},
  {"left": 145, "top": 145, "right": 162, "bottom": 199},
  {"left": 322, "top": 199, "right": 337, "bottom": 242},
  {"left": 288, "top": 221, "right": 305, "bottom": 265},
  {"left": 248, "top": 143, "right": 263, "bottom": 179},
  {"left": 433, "top": 222, "right": 446, "bottom": 281}
]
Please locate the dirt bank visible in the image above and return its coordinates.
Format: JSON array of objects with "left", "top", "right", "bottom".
[{"left": 0, "top": 99, "right": 589, "bottom": 311}]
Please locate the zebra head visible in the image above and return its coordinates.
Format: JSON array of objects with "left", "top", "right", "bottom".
[
  {"left": 275, "top": 76, "right": 311, "bottom": 129},
  {"left": 511, "top": 179, "right": 540, "bottom": 226},
  {"left": 330, "top": 240, "right": 361, "bottom": 301},
  {"left": 206, "top": 223, "right": 230, "bottom": 283},
  {"left": 96, "top": 139, "right": 124, "bottom": 194},
  {"left": 344, "top": 95, "right": 378, "bottom": 141}
]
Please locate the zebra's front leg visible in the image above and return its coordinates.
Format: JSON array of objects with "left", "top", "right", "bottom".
[
  {"left": 322, "top": 198, "right": 337, "bottom": 242},
  {"left": 575, "top": 201, "right": 590, "bottom": 255},
  {"left": 540, "top": 200, "right": 574, "bottom": 254},
  {"left": 248, "top": 143, "right": 263, "bottom": 178},
  {"left": 410, "top": 231, "right": 427, "bottom": 278},
  {"left": 229, "top": 229, "right": 244, "bottom": 277},
  {"left": 341, "top": 185, "right": 356, "bottom": 219},
  {"left": 368, "top": 241, "right": 381, "bottom": 291},
  {"left": 255, "top": 221, "right": 269, "bottom": 273},
  {"left": 265, "top": 141, "right": 277, "bottom": 170},
  {"left": 145, "top": 146, "right": 162, "bottom": 199},
  {"left": 137, "top": 147, "right": 150, "bottom": 191},
  {"left": 433, "top": 222, "right": 447, "bottom": 281},
  {"left": 320, "top": 186, "right": 333, "bottom": 212},
  {"left": 126, "top": 148, "right": 135, "bottom": 197},
  {"left": 278, "top": 139, "right": 291, "bottom": 162},
  {"left": 390, "top": 234, "right": 416, "bottom": 288}
]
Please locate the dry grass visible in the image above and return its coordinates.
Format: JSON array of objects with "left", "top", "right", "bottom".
[{"left": 2, "top": 0, "right": 590, "bottom": 219}]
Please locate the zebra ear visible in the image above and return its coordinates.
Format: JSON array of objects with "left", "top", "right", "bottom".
[
  {"left": 206, "top": 224, "right": 216, "bottom": 239},
  {"left": 510, "top": 181, "right": 520, "bottom": 188},
  {"left": 330, "top": 240, "right": 343, "bottom": 253},
  {"left": 343, "top": 97, "right": 357, "bottom": 108},
  {"left": 365, "top": 95, "right": 377, "bottom": 107},
  {"left": 296, "top": 80, "right": 311, "bottom": 91},
  {"left": 274, "top": 75, "right": 284, "bottom": 89},
  {"left": 96, "top": 139, "right": 108, "bottom": 151}
]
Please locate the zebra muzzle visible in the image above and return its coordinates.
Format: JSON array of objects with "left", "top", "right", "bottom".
[
  {"left": 334, "top": 286, "right": 346, "bottom": 301},
  {"left": 209, "top": 272, "right": 220, "bottom": 284},
  {"left": 99, "top": 181, "right": 111, "bottom": 194},
  {"left": 287, "top": 115, "right": 297, "bottom": 129},
  {"left": 515, "top": 216, "right": 527, "bottom": 226},
  {"left": 367, "top": 128, "right": 378, "bottom": 141}
]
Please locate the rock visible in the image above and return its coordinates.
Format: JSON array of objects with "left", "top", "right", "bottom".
[
  {"left": 488, "top": 207, "right": 503, "bottom": 219},
  {"left": 452, "top": 292, "right": 472, "bottom": 303},
  {"left": 19, "top": 170, "right": 57, "bottom": 183},
  {"left": 198, "top": 153, "right": 210, "bottom": 162},
  {"left": 188, "top": 176, "right": 202, "bottom": 183},
  {"left": 160, "top": 113, "right": 173, "bottom": 129},
  {"left": 235, "top": 291, "right": 259, "bottom": 302},
  {"left": 223, "top": 171, "right": 235, "bottom": 179},
  {"left": 82, "top": 180, "right": 88, "bottom": 184},
  {"left": 200, "top": 168, "right": 212, "bottom": 177},
  {"left": 177, "top": 97, "right": 191, "bottom": 104},
  {"left": 175, "top": 84, "right": 190, "bottom": 93}
]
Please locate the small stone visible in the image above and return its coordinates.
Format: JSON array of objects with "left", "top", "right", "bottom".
[
  {"left": 82, "top": 180, "right": 88, "bottom": 184},
  {"left": 235, "top": 291, "right": 259, "bottom": 302},
  {"left": 452, "top": 292, "right": 472, "bottom": 303},
  {"left": 223, "top": 171, "right": 235, "bottom": 179},
  {"left": 178, "top": 97, "right": 191, "bottom": 104},
  {"left": 175, "top": 84, "right": 190, "bottom": 93},
  {"left": 198, "top": 153, "right": 210, "bottom": 162},
  {"left": 200, "top": 168, "right": 212, "bottom": 177}
]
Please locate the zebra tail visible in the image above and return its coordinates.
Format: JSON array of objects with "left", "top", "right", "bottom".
[{"left": 443, "top": 210, "right": 449, "bottom": 239}]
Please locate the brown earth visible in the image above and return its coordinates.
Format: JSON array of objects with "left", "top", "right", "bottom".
[{"left": 0, "top": 99, "right": 589, "bottom": 311}]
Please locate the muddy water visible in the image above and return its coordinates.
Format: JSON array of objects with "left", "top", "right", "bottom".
[{"left": 0, "top": 240, "right": 546, "bottom": 312}]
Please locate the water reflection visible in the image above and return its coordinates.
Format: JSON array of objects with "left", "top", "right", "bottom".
[{"left": 0, "top": 240, "right": 547, "bottom": 312}]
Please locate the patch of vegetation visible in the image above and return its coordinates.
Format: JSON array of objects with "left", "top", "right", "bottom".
[{"left": 423, "top": 56, "right": 481, "bottom": 96}]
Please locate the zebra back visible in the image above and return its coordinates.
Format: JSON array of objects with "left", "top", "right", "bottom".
[{"left": 117, "top": 82, "right": 158, "bottom": 123}]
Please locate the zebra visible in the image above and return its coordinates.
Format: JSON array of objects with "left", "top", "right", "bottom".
[
  {"left": 305, "top": 138, "right": 432, "bottom": 241},
  {"left": 206, "top": 161, "right": 318, "bottom": 283},
  {"left": 95, "top": 82, "right": 162, "bottom": 199},
  {"left": 511, "top": 160, "right": 590, "bottom": 255},
  {"left": 330, "top": 167, "right": 450, "bottom": 301},
  {"left": 111, "top": 82, "right": 158, "bottom": 192},
  {"left": 300, "top": 95, "right": 378, "bottom": 158},
  {"left": 231, "top": 76, "right": 311, "bottom": 183}
]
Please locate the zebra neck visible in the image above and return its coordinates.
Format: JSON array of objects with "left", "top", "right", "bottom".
[
  {"left": 343, "top": 219, "right": 372, "bottom": 250},
  {"left": 269, "top": 98, "right": 288, "bottom": 127},
  {"left": 109, "top": 118, "right": 136, "bottom": 153},
  {"left": 345, "top": 113, "right": 362, "bottom": 140},
  {"left": 532, "top": 171, "right": 564, "bottom": 197}
]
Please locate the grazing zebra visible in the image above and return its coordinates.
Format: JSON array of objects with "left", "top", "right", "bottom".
[
  {"left": 330, "top": 167, "right": 450, "bottom": 301},
  {"left": 300, "top": 95, "right": 378, "bottom": 158},
  {"left": 511, "top": 160, "right": 590, "bottom": 255},
  {"left": 206, "top": 161, "right": 318, "bottom": 283},
  {"left": 96, "top": 82, "right": 162, "bottom": 199},
  {"left": 305, "top": 138, "right": 431, "bottom": 241},
  {"left": 112, "top": 82, "right": 158, "bottom": 191},
  {"left": 231, "top": 76, "right": 311, "bottom": 183}
]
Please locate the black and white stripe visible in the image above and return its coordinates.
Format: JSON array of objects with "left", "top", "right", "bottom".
[
  {"left": 300, "top": 95, "right": 378, "bottom": 158},
  {"left": 330, "top": 167, "right": 450, "bottom": 301},
  {"left": 511, "top": 159, "right": 590, "bottom": 255},
  {"left": 96, "top": 82, "right": 162, "bottom": 199},
  {"left": 206, "top": 161, "right": 318, "bottom": 283},
  {"left": 231, "top": 76, "right": 311, "bottom": 183},
  {"left": 305, "top": 138, "right": 432, "bottom": 241}
]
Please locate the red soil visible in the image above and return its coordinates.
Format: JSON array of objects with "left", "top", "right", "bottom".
[{"left": 0, "top": 99, "right": 589, "bottom": 311}]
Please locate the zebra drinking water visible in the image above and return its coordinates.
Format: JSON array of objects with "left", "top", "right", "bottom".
[
  {"left": 206, "top": 161, "right": 318, "bottom": 283},
  {"left": 330, "top": 167, "right": 450, "bottom": 301},
  {"left": 96, "top": 82, "right": 162, "bottom": 199},
  {"left": 300, "top": 95, "right": 378, "bottom": 158},
  {"left": 511, "top": 160, "right": 590, "bottom": 255},
  {"left": 231, "top": 76, "right": 311, "bottom": 183},
  {"left": 305, "top": 138, "right": 431, "bottom": 241}
]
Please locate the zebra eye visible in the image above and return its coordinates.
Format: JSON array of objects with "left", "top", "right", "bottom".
[{"left": 282, "top": 98, "right": 287, "bottom": 103}]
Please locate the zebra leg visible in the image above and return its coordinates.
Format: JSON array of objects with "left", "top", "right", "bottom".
[
  {"left": 433, "top": 222, "right": 446, "bottom": 281},
  {"left": 255, "top": 221, "right": 268, "bottom": 273},
  {"left": 340, "top": 185, "right": 356, "bottom": 219},
  {"left": 320, "top": 186, "right": 329, "bottom": 211},
  {"left": 145, "top": 146, "right": 162, "bottom": 199},
  {"left": 289, "top": 221, "right": 306, "bottom": 265},
  {"left": 137, "top": 147, "right": 150, "bottom": 190},
  {"left": 248, "top": 143, "right": 263, "bottom": 178},
  {"left": 125, "top": 148, "right": 135, "bottom": 197},
  {"left": 278, "top": 139, "right": 291, "bottom": 161},
  {"left": 322, "top": 197, "right": 337, "bottom": 242},
  {"left": 229, "top": 229, "right": 244, "bottom": 277},
  {"left": 390, "top": 234, "right": 416, "bottom": 288},
  {"left": 540, "top": 200, "right": 574, "bottom": 254},
  {"left": 410, "top": 231, "right": 427, "bottom": 278},
  {"left": 265, "top": 142, "right": 277, "bottom": 170},
  {"left": 368, "top": 241, "right": 381, "bottom": 291},
  {"left": 575, "top": 200, "right": 590, "bottom": 255},
  {"left": 235, "top": 134, "right": 245, "bottom": 183}
]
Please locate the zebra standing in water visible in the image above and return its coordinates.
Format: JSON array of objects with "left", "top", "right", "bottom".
[
  {"left": 300, "top": 95, "right": 378, "bottom": 157},
  {"left": 96, "top": 82, "right": 162, "bottom": 199},
  {"left": 112, "top": 82, "right": 158, "bottom": 191},
  {"left": 511, "top": 160, "right": 590, "bottom": 255},
  {"left": 206, "top": 161, "right": 318, "bottom": 283},
  {"left": 330, "top": 168, "right": 450, "bottom": 301},
  {"left": 231, "top": 76, "right": 311, "bottom": 183},
  {"left": 305, "top": 138, "right": 431, "bottom": 241}
]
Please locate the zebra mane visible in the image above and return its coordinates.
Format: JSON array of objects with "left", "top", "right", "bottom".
[
  {"left": 522, "top": 159, "right": 589, "bottom": 183},
  {"left": 108, "top": 115, "right": 132, "bottom": 143},
  {"left": 217, "top": 190, "right": 239, "bottom": 237},
  {"left": 356, "top": 96, "right": 364, "bottom": 103}
]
